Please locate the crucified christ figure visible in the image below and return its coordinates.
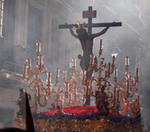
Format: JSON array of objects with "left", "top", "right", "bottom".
[{"left": 69, "top": 25, "right": 109, "bottom": 79}]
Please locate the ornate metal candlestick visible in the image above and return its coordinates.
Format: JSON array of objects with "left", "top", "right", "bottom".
[
  {"left": 23, "top": 40, "right": 140, "bottom": 118},
  {"left": 23, "top": 43, "right": 50, "bottom": 112}
]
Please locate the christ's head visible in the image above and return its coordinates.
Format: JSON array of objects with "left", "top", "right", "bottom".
[{"left": 76, "top": 27, "right": 88, "bottom": 40}]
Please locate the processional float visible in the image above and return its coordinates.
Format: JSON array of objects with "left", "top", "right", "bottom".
[
  {"left": 22, "top": 40, "right": 140, "bottom": 118},
  {"left": 15, "top": 6, "right": 144, "bottom": 132}
]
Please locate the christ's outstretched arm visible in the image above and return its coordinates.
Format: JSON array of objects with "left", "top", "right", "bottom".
[
  {"left": 69, "top": 28, "right": 79, "bottom": 39},
  {"left": 91, "top": 27, "right": 109, "bottom": 39}
]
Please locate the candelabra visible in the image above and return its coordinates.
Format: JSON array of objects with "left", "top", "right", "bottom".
[
  {"left": 23, "top": 43, "right": 85, "bottom": 112},
  {"left": 23, "top": 42, "right": 50, "bottom": 112},
  {"left": 85, "top": 39, "right": 140, "bottom": 117},
  {"left": 23, "top": 40, "right": 140, "bottom": 118}
]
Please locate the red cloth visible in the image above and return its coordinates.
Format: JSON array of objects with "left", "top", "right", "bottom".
[{"left": 44, "top": 106, "right": 96, "bottom": 115}]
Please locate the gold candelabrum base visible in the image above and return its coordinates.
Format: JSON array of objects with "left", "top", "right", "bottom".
[{"left": 23, "top": 40, "right": 140, "bottom": 118}]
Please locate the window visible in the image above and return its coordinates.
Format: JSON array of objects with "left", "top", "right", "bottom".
[{"left": 0, "top": 0, "right": 4, "bottom": 37}]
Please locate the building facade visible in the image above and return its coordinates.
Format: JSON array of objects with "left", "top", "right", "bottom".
[{"left": 0, "top": 0, "right": 81, "bottom": 73}]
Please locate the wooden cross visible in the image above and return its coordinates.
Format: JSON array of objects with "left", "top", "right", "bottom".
[
  {"left": 83, "top": 6, "right": 96, "bottom": 35},
  {"left": 59, "top": 6, "right": 122, "bottom": 35}
]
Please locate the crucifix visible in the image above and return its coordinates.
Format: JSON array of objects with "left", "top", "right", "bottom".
[
  {"left": 59, "top": 6, "right": 122, "bottom": 105},
  {"left": 59, "top": 6, "right": 122, "bottom": 35},
  {"left": 59, "top": 6, "right": 122, "bottom": 76}
]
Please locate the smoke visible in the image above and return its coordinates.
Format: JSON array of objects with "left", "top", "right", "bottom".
[
  {"left": 27, "top": 0, "right": 150, "bottom": 129},
  {"left": 0, "top": 0, "right": 150, "bottom": 130},
  {"left": 57, "top": 0, "right": 150, "bottom": 130}
]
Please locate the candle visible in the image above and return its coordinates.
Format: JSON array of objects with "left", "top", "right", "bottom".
[
  {"left": 57, "top": 68, "right": 60, "bottom": 77},
  {"left": 55, "top": 68, "right": 60, "bottom": 85},
  {"left": 111, "top": 56, "right": 115, "bottom": 72},
  {"left": 125, "top": 56, "right": 129, "bottom": 66},
  {"left": 47, "top": 72, "right": 52, "bottom": 84},
  {"left": 74, "top": 58, "right": 76, "bottom": 67},
  {"left": 72, "top": 58, "right": 76, "bottom": 74},
  {"left": 39, "top": 54, "right": 42, "bottom": 67},
  {"left": 63, "top": 70, "right": 67, "bottom": 81},
  {"left": 111, "top": 52, "right": 118, "bottom": 67},
  {"left": 92, "top": 72, "right": 94, "bottom": 76},
  {"left": 27, "top": 58, "right": 31, "bottom": 73},
  {"left": 100, "top": 39, "right": 103, "bottom": 49},
  {"left": 99, "top": 39, "right": 103, "bottom": 56},
  {"left": 36, "top": 42, "right": 41, "bottom": 54},
  {"left": 23, "top": 64, "right": 26, "bottom": 79},
  {"left": 98, "top": 68, "right": 101, "bottom": 79},
  {"left": 136, "top": 68, "right": 138, "bottom": 82},
  {"left": 114, "top": 68, "right": 118, "bottom": 78},
  {"left": 72, "top": 58, "right": 76, "bottom": 67},
  {"left": 65, "top": 82, "right": 69, "bottom": 98},
  {"left": 116, "top": 68, "right": 118, "bottom": 77},
  {"left": 112, "top": 55, "right": 115, "bottom": 66}
]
